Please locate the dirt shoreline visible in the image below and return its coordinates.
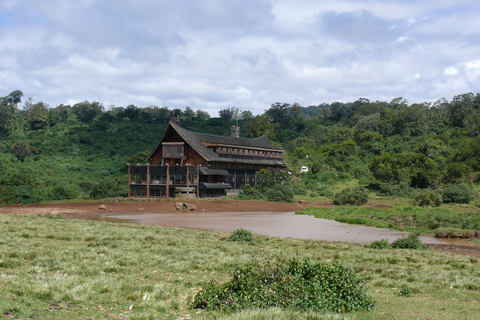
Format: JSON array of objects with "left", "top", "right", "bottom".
[{"left": 2, "top": 199, "right": 480, "bottom": 258}]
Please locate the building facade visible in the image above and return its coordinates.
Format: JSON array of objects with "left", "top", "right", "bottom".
[{"left": 128, "top": 118, "right": 287, "bottom": 198}]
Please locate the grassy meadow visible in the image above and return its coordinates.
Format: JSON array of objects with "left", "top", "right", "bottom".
[{"left": 1, "top": 213, "right": 480, "bottom": 319}]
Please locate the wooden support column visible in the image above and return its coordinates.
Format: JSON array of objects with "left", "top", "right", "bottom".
[
  {"left": 197, "top": 165, "right": 200, "bottom": 199},
  {"left": 146, "top": 164, "right": 150, "bottom": 198},
  {"left": 128, "top": 164, "right": 131, "bottom": 197},
  {"left": 245, "top": 170, "right": 247, "bottom": 187},
  {"left": 166, "top": 163, "right": 170, "bottom": 201},
  {"left": 234, "top": 167, "right": 237, "bottom": 190}
]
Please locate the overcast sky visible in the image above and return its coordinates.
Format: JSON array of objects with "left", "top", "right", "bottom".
[{"left": 1, "top": 0, "right": 479, "bottom": 116}]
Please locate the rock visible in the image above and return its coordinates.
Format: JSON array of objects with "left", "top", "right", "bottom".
[
  {"left": 137, "top": 208, "right": 144, "bottom": 211},
  {"left": 184, "top": 203, "right": 196, "bottom": 211},
  {"left": 174, "top": 202, "right": 183, "bottom": 211},
  {"left": 299, "top": 200, "right": 307, "bottom": 204},
  {"left": 99, "top": 204, "right": 107, "bottom": 210}
]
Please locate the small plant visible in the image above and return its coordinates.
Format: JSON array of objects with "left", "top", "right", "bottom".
[
  {"left": 369, "top": 239, "right": 389, "bottom": 249},
  {"left": 394, "top": 285, "right": 412, "bottom": 297},
  {"left": 333, "top": 186, "right": 368, "bottom": 206},
  {"left": 413, "top": 189, "right": 441, "bottom": 207},
  {"left": 442, "top": 184, "right": 473, "bottom": 204},
  {"left": 228, "top": 228, "right": 253, "bottom": 242},
  {"left": 391, "top": 233, "right": 424, "bottom": 249}
]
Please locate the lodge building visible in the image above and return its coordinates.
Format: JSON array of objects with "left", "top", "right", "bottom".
[{"left": 128, "top": 118, "right": 287, "bottom": 198}]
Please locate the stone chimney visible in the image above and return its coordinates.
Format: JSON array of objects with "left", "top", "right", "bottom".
[
  {"left": 170, "top": 116, "right": 180, "bottom": 124},
  {"left": 230, "top": 126, "right": 240, "bottom": 138}
]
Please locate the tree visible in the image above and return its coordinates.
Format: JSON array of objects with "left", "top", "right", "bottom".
[
  {"left": 10, "top": 141, "right": 31, "bottom": 162},
  {"left": 182, "top": 106, "right": 195, "bottom": 121},
  {"left": 26, "top": 101, "right": 49, "bottom": 130},
  {"left": 219, "top": 106, "right": 239, "bottom": 122},
  {"left": 196, "top": 109, "right": 211, "bottom": 120},
  {"left": 246, "top": 114, "right": 277, "bottom": 140},
  {"left": 72, "top": 101, "right": 104, "bottom": 122}
]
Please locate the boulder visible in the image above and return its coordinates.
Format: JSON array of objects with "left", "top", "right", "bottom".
[{"left": 99, "top": 204, "right": 107, "bottom": 210}]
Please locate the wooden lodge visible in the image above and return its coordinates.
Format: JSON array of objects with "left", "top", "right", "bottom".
[{"left": 128, "top": 118, "right": 287, "bottom": 198}]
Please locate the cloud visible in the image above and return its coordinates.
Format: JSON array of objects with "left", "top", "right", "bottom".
[{"left": 0, "top": 0, "right": 479, "bottom": 115}]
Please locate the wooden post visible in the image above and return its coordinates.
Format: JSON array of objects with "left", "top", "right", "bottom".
[
  {"left": 128, "top": 164, "right": 131, "bottom": 197},
  {"left": 234, "top": 167, "right": 237, "bottom": 190},
  {"left": 146, "top": 164, "right": 150, "bottom": 199},
  {"left": 166, "top": 163, "right": 170, "bottom": 201},
  {"left": 197, "top": 165, "right": 200, "bottom": 199},
  {"left": 245, "top": 170, "right": 247, "bottom": 187}
]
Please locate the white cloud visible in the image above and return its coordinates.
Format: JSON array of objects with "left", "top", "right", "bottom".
[{"left": 0, "top": 0, "right": 479, "bottom": 115}]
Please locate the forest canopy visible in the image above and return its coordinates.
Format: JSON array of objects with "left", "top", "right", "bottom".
[{"left": 1, "top": 90, "right": 479, "bottom": 204}]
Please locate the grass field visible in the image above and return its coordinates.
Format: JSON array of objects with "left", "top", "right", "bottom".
[{"left": 1, "top": 213, "right": 480, "bottom": 319}]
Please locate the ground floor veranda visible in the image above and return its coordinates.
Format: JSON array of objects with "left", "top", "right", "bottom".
[{"left": 128, "top": 164, "right": 261, "bottom": 198}]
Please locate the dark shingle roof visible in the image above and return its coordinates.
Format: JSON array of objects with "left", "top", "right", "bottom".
[{"left": 147, "top": 121, "right": 286, "bottom": 167}]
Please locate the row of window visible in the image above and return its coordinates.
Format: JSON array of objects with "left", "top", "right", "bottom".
[
  {"left": 130, "top": 174, "right": 257, "bottom": 185},
  {"left": 212, "top": 147, "right": 282, "bottom": 159},
  {"left": 130, "top": 174, "right": 199, "bottom": 185}
]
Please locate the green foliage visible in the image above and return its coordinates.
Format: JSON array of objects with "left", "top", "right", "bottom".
[
  {"left": 368, "top": 239, "right": 389, "bottom": 249},
  {"left": 394, "top": 286, "right": 412, "bottom": 297},
  {"left": 442, "top": 184, "right": 473, "bottom": 204},
  {"left": 237, "top": 184, "right": 265, "bottom": 200},
  {"left": 391, "top": 234, "right": 424, "bottom": 249},
  {"left": 369, "top": 182, "right": 412, "bottom": 197},
  {"left": 228, "top": 228, "right": 253, "bottom": 242},
  {"left": 9, "top": 141, "right": 31, "bottom": 162},
  {"left": 413, "top": 189, "right": 442, "bottom": 207},
  {"left": 91, "top": 177, "right": 127, "bottom": 198},
  {"left": 333, "top": 187, "right": 368, "bottom": 206},
  {"left": 266, "top": 184, "right": 294, "bottom": 203},
  {"left": 193, "top": 256, "right": 375, "bottom": 313}
]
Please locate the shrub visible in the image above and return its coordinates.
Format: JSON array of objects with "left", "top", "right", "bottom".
[
  {"left": 237, "top": 184, "right": 264, "bottom": 200},
  {"left": 442, "top": 184, "right": 473, "bottom": 204},
  {"left": 413, "top": 189, "right": 441, "bottom": 207},
  {"left": 333, "top": 187, "right": 368, "bottom": 206},
  {"left": 391, "top": 234, "right": 424, "bottom": 249},
  {"left": 369, "top": 182, "right": 412, "bottom": 197},
  {"left": 266, "top": 184, "right": 294, "bottom": 203},
  {"left": 368, "top": 239, "right": 389, "bottom": 249},
  {"left": 228, "top": 228, "right": 253, "bottom": 242},
  {"left": 193, "top": 256, "right": 375, "bottom": 313}
]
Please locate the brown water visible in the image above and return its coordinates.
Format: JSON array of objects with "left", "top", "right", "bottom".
[{"left": 78, "top": 211, "right": 451, "bottom": 244}]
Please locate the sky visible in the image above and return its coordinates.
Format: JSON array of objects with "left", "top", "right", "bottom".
[{"left": 1, "top": 0, "right": 480, "bottom": 116}]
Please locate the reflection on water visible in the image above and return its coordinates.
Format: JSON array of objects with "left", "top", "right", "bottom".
[{"left": 72, "top": 211, "right": 463, "bottom": 245}]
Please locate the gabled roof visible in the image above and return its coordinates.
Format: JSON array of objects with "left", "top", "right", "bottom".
[{"left": 146, "top": 121, "right": 286, "bottom": 166}]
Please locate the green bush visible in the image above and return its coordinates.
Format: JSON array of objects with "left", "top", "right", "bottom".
[
  {"left": 291, "top": 184, "right": 308, "bottom": 196},
  {"left": 442, "top": 184, "right": 473, "bottom": 204},
  {"left": 368, "top": 239, "right": 389, "bottom": 249},
  {"left": 369, "top": 182, "right": 412, "bottom": 197},
  {"left": 237, "top": 184, "right": 264, "bottom": 200},
  {"left": 193, "top": 256, "right": 375, "bottom": 313},
  {"left": 391, "top": 234, "right": 424, "bottom": 249},
  {"left": 413, "top": 189, "right": 441, "bottom": 207},
  {"left": 266, "top": 184, "right": 294, "bottom": 203},
  {"left": 228, "top": 228, "right": 253, "bottom": 242},
  {"left": 333, "top": 187, "right": 368, "bottom": 206}
]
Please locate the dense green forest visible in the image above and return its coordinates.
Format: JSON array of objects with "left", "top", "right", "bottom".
[{"left": 1, "top": 90, "right": 480, "bottom": 204}]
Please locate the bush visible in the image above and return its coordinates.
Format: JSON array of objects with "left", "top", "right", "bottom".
[
  {"left": 369, "top": 182, "right": 412, "bottom": 197},
  {"left": 228, "top": 228, "right": 253, "bottom": 242},
  {"left": 333, "top": 187, "right": 368, "bottom": 206},
  {"left": 413, "top": 189, "right": 441, "bottom": 207},
  {"left": 368, "top": 239, "right": 389, "bottom": 249},
  {"left": 442, "top": 184, "right": 473, "bottom": 204},
  {"left": 391, "top": 234, "right": 424, "bottom": 249},
  {"left": 193, "top": 256, "right": 375, "bottom": 313},
  {"left": 237, "top": 184, "right": 264, "bottom": 200},
  {"left": 266, "top": 184, "right": 294, "bottom": 203}
]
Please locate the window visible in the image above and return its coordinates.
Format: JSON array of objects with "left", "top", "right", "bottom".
[{"left": 163, "top": 144, "right": 184, "bottom": 157}]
